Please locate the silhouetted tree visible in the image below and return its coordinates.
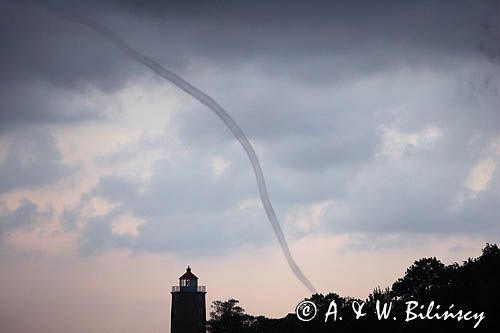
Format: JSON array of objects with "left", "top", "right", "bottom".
[
  {"left": 392, "top": 257, "right": 452, "bottom": 302},
  {"left": 207, "top": 299, "right": 256, "bottom": 333}
]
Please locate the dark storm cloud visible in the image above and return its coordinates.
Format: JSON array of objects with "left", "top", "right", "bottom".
[
  {"left": 0, "top": 83, "right": 104, "bottom": 133},
  {"left": 1, "top": 0, "right": 498, "bottom": 130},
  {"left": 112, "top": 0, "right": 499, "bottom": 85},
  {"left": 0, "top": 129, "right": 78, "bottom": 194},
  {"left": 0, "top": 1, "right": 131, "bottom": 130},
  {"left": 2, "top": 0, "right": 498, "bottom": 85},
  {"left": 0, "top": 1, "right": 128, "bottom": 89}
]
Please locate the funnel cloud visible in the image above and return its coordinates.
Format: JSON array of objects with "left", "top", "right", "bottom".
[{"left": 55, "top": 11, "right": 316, "bottom": 293}]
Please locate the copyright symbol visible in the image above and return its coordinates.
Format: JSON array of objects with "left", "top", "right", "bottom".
[{"left": 295, "top": 300, "right": 317, "bottom": 322}]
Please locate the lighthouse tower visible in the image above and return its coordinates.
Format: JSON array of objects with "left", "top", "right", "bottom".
[{"left": 171, "top": 266, "right": 206, "bottom": 333}]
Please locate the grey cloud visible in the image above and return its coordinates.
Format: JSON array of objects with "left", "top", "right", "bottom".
[
  {"left": 60, "top": 205, "right": 81, "bottom": 232},
  {"left": 78, "top": 215, "right": 114, "bottom": 256},
  {"left": 92, "top": 153, "right": 257, "bottom": 216},
  {"left": 0, "top": 2, "right": 130, "bottom": 131},
  {"left": 133, "top": 211, "right": 272, "bottom": 256},
  {"left": 74, "top": 59, "right": 500, "bottom": 255},
  {"left": 78, "top": 210, "right": 133, "bottom": 256},
  {"left": 322, "top": 155, "right": 500, "bottom": 238},
  {"left": 0, "top": 198, "right": 51, "bottom": 238},
  {"left": 2, "top": 0, "right": 497, "bottom": 87},
  {"left": 0, "top": 1, "right": 131, "bottom": 89},
  {"left": 1, "top": 0, "right": 496, "bottom": 255},
  {"left": 0, "top": 83, "right": 104, "bottom": 133},
  {"left": 91, "top": 176, "right": 140, "bottom": 204},
  {"left": 77, "top": 207, "right": 271, "bottom": 257},
  {"left": 75, "top": 151, "right": 272, "bottom": 256},
  {"left": 0, "top": 129, "right": 78, "bottom": 193}
]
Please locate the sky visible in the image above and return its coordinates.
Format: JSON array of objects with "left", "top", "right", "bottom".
[{"left": 1, "top": 0, "right": 500, "bottom": 332}]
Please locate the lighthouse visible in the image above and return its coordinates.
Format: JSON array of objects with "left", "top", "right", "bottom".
[{"left": 171, "top": 266, "right": 206, "bottom": 333}]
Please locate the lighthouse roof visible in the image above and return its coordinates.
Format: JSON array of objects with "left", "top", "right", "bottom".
[{"left": 179, "top": 266, "right": 198, "bottom": 280}]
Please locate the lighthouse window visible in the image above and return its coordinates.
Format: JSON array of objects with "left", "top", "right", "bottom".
[{"left": 180, "top": 279, "right": 191, "bottom": 287}]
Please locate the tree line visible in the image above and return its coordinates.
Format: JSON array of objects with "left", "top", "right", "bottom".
[{"left": 207, "top": 243, "right": 500, "bottom": 332}]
